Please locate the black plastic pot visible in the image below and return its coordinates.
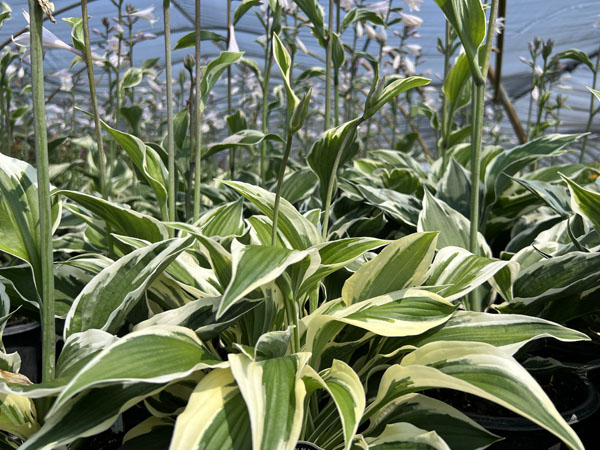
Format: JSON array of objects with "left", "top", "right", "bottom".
[
  {"left": 468, "top": 373, "right": 599, "bottom": 449},
  {"left": 4, "top": 321, "right": 42, "bottom": 383}
]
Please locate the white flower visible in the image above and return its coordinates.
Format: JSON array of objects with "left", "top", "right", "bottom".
[
  {"left": 495, "top": 17, "right": 505, "bottom": 34},
  {"left": 403, "top": 0, "right": 423, "bottom": 12},
  {"left": 370, "top": 1, "right": 390, "bottom": 14},
  {"left": 356, "top": 21, "right": 364, "bottom": 37},
  {"left": 531, "top": 86, "right": 539, "bottom": 101},
  {"left": 403, "top": 56, "right": 415, "bottom": 75},
  {"left": 534, "top": 65, "right": 543, "bottom": 77},
  {"left": 15, "top": 10, "right": 81, "bottom": 56},
  {"left": 295, "top": 37, "right": 309, "bottom": 54},
  {"left": 405, "top": 43, "right": 422, "bottom": 56},
  {"left": 392, "top": 54, "right": 401, "bottom": 70},
  {"left": 364, "top": 23, "right": 378, "bottom": 40},
  {"left": 228, "top": 24, "right": 239, "bottom": 52},
  {"left": 51, "top": 68, "right": 73, "bottom": 91},
  {"left": 400, "top": 13, "right": 422, "bottom": 28},
  {"left": 147, "top": 78, "right": 161, "bottom": 94},
  {"left": 127, "top": 6, "right": 157, "bottom": 25},
  {"left": 376, "top": 27, "right": 387, "bottom": 42}
]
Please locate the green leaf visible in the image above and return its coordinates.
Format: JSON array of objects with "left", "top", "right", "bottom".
[
  {"left": 279, "top": 169, "right": 318, "bottom": 204},
  {"left": 229, "top": 353, "right": 310, "bottom": 450},
  {"left": 561, "top": 174, "right": 600, "bottom": 233},
  {"left": 94, "top": 116, "right": 170, "bottom": 219},
  {"left": 303, "top": 361, "right": 365, "bottom": 450},
  {"left": 371, "top": 341, "right": 584, "bottom": 450},
  {"left": 200, "top": 52, "right": 244, "bottom": 113},
  {"left": 217, "top": 242, "right": 308, "bottom": 318},
  {"left": 272, "top": 33, "right": 299, "bottom": 116},
  {"left": 65, "top": 237, "right": 193, "bottom": 337},
  {"left": 365, "top": 393, "right": 500, "bottom": 450},
  {"left": 173, "top": 109, "right": 189, "bottom": 151},
  {"left": 0, "top": 154, "right": 61, "bottom": 295},
  {"left": 170, "top": 368, "right": 251, "bottom": 450},
  {"left": 20, "top": 383, "right": 162, "bottom": 450},
  {"left": 483, "top": 134, "right": 585, "bottom": 219},
  {"left": 59, "top": 190, "right": 168, "bottom": 242},
  {"left": 418, "top": 190, "right": 491, "bottom": 256},
  {"left": 222, "top": 181, "right": 322, "bottom": 250},
  {"left": 434, "top": 0, "right": 486, "bottom": 79},
  {"left": 556, "top": 49, "right": 594, "bottom": 71},
  {"left": 354, "top": 185, "right": 421, "bottom": 227},
  {"left": 234, "top": 0, "right": 262, "bottom": 25},
  {"left": 425, "top": 246, "right": 514, "bottom": 302},
  {"left": 56, "top": 329, "right": 119, "bottom": 379},
  {"left": 436, "top": 158, "right": 474, "bottom": 219},
  {"left": 443, "top": 53, "right": 471, "bottom": 116},
  {"left": 513, "top": 177, "right": 571, "bottom": 217},
  {"left": 199, "top": 198, "right": 245, "bottom": 237},
  {"left": 120, "top": 68, "right": 144, "bottom": 90},
  {"left": 362, "top": 423, "right": 450, "bottom": 450},
  {"left": 204, "top": 130, "right": 284, "bottom": 160},
  {"left": 588, "top": 86, "right": 600, "bottom": 102},
  {"left": 364, "top": 76, "right": 430, "bottom": 120},
  {"left": 342, "top": 233, "right": 437, "bottom": 306},
  {"left": 173, "top": 30, "right": 226, "bottom": 50},
  {"left": 294, "top": 0, "right": 325, "bottom": 37},
  {"left": 307, "top": 118, "right": 362, "bottom": 206},
  {"left": 49, "top": 325, "right": 225, "bottom": 415},
  {"left": 341, "top": 8, "right": 384, "bottom": 33},
  {"left": 410, "top": 311, "right": 589, "bottom": 354}
]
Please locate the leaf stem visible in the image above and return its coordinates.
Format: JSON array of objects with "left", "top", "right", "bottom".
[
  {"left": 28, "top": 0, "right": 55, "bottom": 382},
  {"left": 227, "top": 0, "right": 235, "bottom": 179},
  {"left": 325, "top": 0, "right": 334, "bottom": 130},
  {"left": 260, "top": 6, "right": 273, "bottom": 186},
  {"left": 271, "top": 131, "right": 294, "bottom": 246}
]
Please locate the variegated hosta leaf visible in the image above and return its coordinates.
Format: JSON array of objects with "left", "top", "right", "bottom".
[
  {"left": 302, "top": 361, "right": 365, "bottom": 450},
  {"left": 418, "top": 190, "right": 491, "bottom": 256},
  {"left": 65, "top": 237, "right": 194, "bottom": 337},
  {"left": 169, "top": 368, "right": 251, "bottom": 450},
  {"left": 134, "top": 296, "right": 258, "bottom": 341},
  {"left": 361, "top": 422, "right": 450, "bottom": 450},
  {"left": 229, "top": 353, "right": 311, "bottom": 450},
  {"left": 97, "top": 117, "right": 169, "bottom": 219},
  {"left": 222, "top": 180, "right": 322, "bottom": 250},
  {"left": 425, "top": 246, "right": 517, "bottom": 302},
  {"left": 500, "top": 251, "right": 600, "bottom": 317},
  {"left": 561, "top": 174, "right": 600, "bottom": 234},
  {"left": 354, "top": 184, "right": 421, "bottom": 227},
  {"left": 198, "top": 198, "right": 245, "bottom": 237},
  {"left": 513, "top": 177, "right": 571, "bottom": 217},
  {"left": 0, "top": 371, "right": 39, "bottom": 441},
  {"left": 217, "top": 241, "right": 308, "bottom": 319},
  {"left": 293, "top": 237, "right": 389, "bottom": 299},
  {"left": 166, "top": 222, "right": 233, "bottom": 289},
  {"left": 248, "top": 216, "right": 289, "bottom": 247},
  {"left": 60, "top": 190, "right": 168, "bottom": 242},
  {"left": 304, "top": 289, "right": 456, "bottom": 365},
  {"left": 369, "top": 341, "right": 584, "bottom": 450},
  {"left": 409, "top": 311, "right": 589, "bottom": 355},
  {"left": 49, "top": 325, "right": 225, "bottom": 415},
  {"left": 21, "top": 383, "right": 164, "bottom": 450},
  {"left": 121, "top": 417, "right": 173, "bottom": 449},
  {"left": 483, "top": 134, "right": 585, "bottom": 219},
  {"left": 365, "top": 393, "right": 500, "bottom": 450},
  {"left": 342, "top": 233, "right": 438, "bottom": 306},
  {"left": 56, "top": 329, "right": 119, "bottom": 379},
  {"left": 0, "top": 153, "right": 61, "bottom": 295}
]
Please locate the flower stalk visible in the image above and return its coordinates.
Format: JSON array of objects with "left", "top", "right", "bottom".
[
  {"left": 260, "top": 6, "right": 273, "bottom": 186},
  {"left": 325, "top": 0, "right": 334, "bottom": 130},
  {"left": 193, "top": 0, "right": 203, "bottom": 221},
  {"left": 163, "top": 0, "right": 176, "bottom": 228},
  {"left": 580, "top": 45, "right": 600, "bottom": 162},
  {"left": 28, "top": 0, "right": 55, "bottom": 382}
]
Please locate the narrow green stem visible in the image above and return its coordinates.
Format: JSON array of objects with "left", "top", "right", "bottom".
[
  {"left": 324, "top": 0, "right": 334, "bottom": 130},
  {"left": 185, "top": 68, "right": 195, "bottom": 220},
  {"left": 164, "top": 0, "right": 176, "bottom": 229},
  {"left": 193, "top": 0, "right": 203, "bottom": 221},
  {"left": 580, "top": 46, "right": 600, "bottom": 163},
  {"left": 115, "top": 0, "right": 123, "bottom": 131},
  {"left": 261, "top": 6, "right": 273, "bottom": 186},
  {"left": 441, "top": 21, "right": 451, "bottom": 154},
  {"left": 321, "top": 119, "right": 362, "bottom": 239},
  {"left": 334, "top": 0, "right": 340, "bottom": 126},
  {"left": 271, "top": 131, "right": 294, "bottom": 246},
  {"left": 227, "top": 0, "right": 235, "bottom": 179},
  {"left": 29, "top": 0, "right": 55, "bottom": 382}
]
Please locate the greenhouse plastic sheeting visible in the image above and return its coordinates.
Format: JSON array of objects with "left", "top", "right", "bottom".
[{"left": 1, "top": 0, "right": 599, "bottom": 158}]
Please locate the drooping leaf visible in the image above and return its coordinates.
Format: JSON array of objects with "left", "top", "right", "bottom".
[
  {"left": 362, "top": 422, "right": 450, "bottom": 450},
  {"left": 173, "top": 30, "right": 226, "bottom": 50},
  {"left": 354, "top": 185, "right": 422, "bottom": 227},
  {"left": 203, "top": 130, "right": 284, "bottom": 160},
  {"left": 363, "top": 76, "right": 430, "bottom": 120},
  {"left": 65, "top": 237, "right": 193, "bottom": 337},
  {"left": 200, "top": 52, "right": 244, "bottom": 112},
  {"left": 370, "top": 342, "right": 584, "bottom": 450},
  {"left": 341, "top": 8, "right": 384, "bottom": 33},
  {"left": 561, "top": 174, "right": 600, "bottom": 233},
  {"left": 234, "top": 0, "right": 262, "bottom": 25},
  {"left": 556, "top": 48, "right": 594, "bottom": 71}
]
